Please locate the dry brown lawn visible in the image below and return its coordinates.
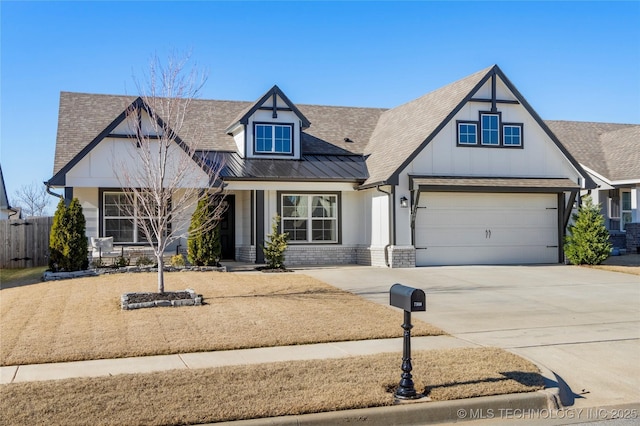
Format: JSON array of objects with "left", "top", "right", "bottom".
[
  {"left": 1, "top": 271, "right": 443, "bottom": 366},
  {"left": 587, "top": 253, "right": 640, "bottom": 275},
  {"left": 0, "top": 347, "right": 544, "bottom": 426}
]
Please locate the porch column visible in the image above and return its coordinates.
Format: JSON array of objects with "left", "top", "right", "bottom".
[{"left": 256, "top": 190, "right": 265, "bottom": 263}]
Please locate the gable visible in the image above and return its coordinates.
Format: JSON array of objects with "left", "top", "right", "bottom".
[
  {"left": 402, "top": 87, "right": 584, "bottom": 182},
  {"left": 362, "top": 65, "right": 593, "bottom": 189}
]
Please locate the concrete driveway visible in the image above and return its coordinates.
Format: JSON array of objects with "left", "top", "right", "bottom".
[{"left": 300, "top": 264, "right": 640, "bottom": 410}]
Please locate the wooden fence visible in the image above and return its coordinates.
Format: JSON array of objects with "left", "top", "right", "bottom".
[{"left": 0, "top": 217, "right": 53, "bottom": 269}]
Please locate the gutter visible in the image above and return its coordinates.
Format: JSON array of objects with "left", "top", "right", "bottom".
[{"left": 376, "top": 185, "right": 395, "bottom": 268}]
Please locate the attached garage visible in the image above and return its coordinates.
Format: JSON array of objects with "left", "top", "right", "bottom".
[{"left": 410, "top": 178, "right": 580, "bottom": 266}]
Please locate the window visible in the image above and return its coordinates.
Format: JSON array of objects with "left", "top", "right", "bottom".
[
  {"left": 255, "top": 124, "right": 292, "bottom": 154},
  {"left": 457, "top": 112, "right": 522, "bottom": 148},
  {"left": 622, "top": 191, "right": 632, "bottom": 229},
  {"left": 281, "top": 194, "right": 338, "bottom": 243},
  {"left": 457, "top": 123, "right": 477, "bottom": 145},
  {"left": 481, "top": 114, "right": 499, "bottom": 145},
  {"left": 503, "top": 124, "right": 522, "bottom": 146},
  {"left": 103, "top": 192, "right": 160, "bottom": 243}
]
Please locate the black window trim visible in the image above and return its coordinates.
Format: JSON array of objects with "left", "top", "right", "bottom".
[
  {"left": 276, "top": 191, "right": 342, "bottom": 245},
  {"left": 456, "top": 121, "right": 479, "bottom": 146},
  {"left": 480, "top": 111, "right": 502, "bottom": 146},
  {"left": 253, "top": 122, "right": 295, "bottom": 157},
  {"left": 456, "top": 111, "right": 523, "bottom": 149},
  {"left": 98, "top": 187, "right": 170, "bottom": 246},
  {"left": 502, "top": 122, "right": 524, "bottom": 148}
]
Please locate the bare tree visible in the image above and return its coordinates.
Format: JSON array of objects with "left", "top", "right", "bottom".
[
  {"left": 114, "top": 53, "right": 225, "bottom": 293},
  {"left": 12, "top": 182, "right": 49, "bottom": 217}
]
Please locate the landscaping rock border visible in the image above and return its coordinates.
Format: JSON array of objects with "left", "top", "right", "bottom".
[
  {"left": 121, "top": 288, "right": 203, "bottom": 310},
  {"left": 42, "top": 265, "right": 226, "bottom": 281}
]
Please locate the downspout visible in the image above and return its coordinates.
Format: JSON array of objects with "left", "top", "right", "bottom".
[
  {"left": 45, "top": 181, "right": 64, "bottom": 200},
  {"left": 376, "top": 185, "right": 395, "bottom": 267},
  {"left": 7, "top": 206, "right": 19, "bottom": 219}
]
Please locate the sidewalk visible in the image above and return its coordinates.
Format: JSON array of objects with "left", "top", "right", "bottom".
[
  {"left": 1, "top": 335, "right": 475, "bottom": 384},
  {"left": 1, "top": 335, "right": 562, "bottom": 425}
]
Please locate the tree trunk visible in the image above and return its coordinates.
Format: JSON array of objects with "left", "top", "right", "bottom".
[{"left": 157, "top": 255, "right": 165, "bottom": 293}]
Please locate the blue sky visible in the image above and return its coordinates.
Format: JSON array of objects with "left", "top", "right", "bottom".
[{"left": 1, "top": 1, "right": 639, "bottom": 214}]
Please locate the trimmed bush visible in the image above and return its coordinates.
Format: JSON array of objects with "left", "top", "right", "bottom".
[
  {"left": 170, "top": 254, "right": 186, "bottom": 268},
  {"left": 66, "top": 198, "right": 89, "bottom": 271},
  {"left": 187, "top": 197, "right": 222, "bottom": 266},
  {"left": 564, "top": 195, "right": 612, "bottom": 265},
  {"left": 49, "top": 198, "right": 88, "bottom": 272},
  {"left": 49, "top": 199, "right": 68, "bottom": 271},
  {"left": 261, "top": 214, "right": 289, "bottom": 269}
]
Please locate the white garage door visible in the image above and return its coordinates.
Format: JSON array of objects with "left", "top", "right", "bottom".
[{"left": 415, "top": 192, "right": 559, "bottom": 266}]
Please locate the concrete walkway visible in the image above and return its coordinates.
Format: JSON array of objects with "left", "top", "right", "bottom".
[{"left": 1, "top": 335, "right": 475, "bottom": 384}]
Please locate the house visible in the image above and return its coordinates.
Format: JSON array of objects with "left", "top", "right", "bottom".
[
  {"left": 545, "top": 121, "right": 640, "bottom": 252},
  {"left": 0, "top": 165, "right": 20, "bottom": 220},
  {"left": 49, "top": 64, "right": 631, "bottom": 267}
]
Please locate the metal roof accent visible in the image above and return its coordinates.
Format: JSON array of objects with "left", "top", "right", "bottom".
[{"left": 206, "top": 152, "right": 368, "bottom": 182}]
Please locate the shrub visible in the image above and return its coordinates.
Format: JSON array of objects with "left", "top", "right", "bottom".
[
  {"left": 564, "top": 195, "right": 612, "bottom": 265},
  {"left": 261, "top": 214, "right": 289, "bottom": 269},
  {"left": 48, "top": 198, "right": 88, "bottom": 272},
  {"left": 49, "top": 199, "right": 68, "bottom": 271},
  {"left": 170, "top": 254, "right": 186, "bottom": 268},
  {"left": 91, "top": 258, "right": 105, "bottom": 269},
  {"left": 114, "top": 256, "right": 130, "bottom": 268},
  {"left": 187, "top": 197, "right": 222, "bottom": 266},
  {"left": 65, "top": 198, "right": 89, "bottom": 271},
  {"left": 135, "top": 255, "right": 154, "bottom": 267}
]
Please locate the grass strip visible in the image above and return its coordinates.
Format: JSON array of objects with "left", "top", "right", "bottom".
[{"left": 0, "top": 347, "right": 544, "bottom": 426}]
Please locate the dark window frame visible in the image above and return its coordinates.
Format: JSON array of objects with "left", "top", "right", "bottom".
[
  {"left": 98, "top": 188, "right": 170, "bottom": 245},
  {"left": 456, "top": 121, "right": 478, "bottom": 146},
  {"left": 502, "top": 123, "right": 524, "bottom": 148},
  {"left": 253, "top": 122, "right": 295, "bottom": 156},
  {"left": 456, "top": 111, "right": 523, "bottom": 149},
  {"left": 277, "top": 191, "right": 342, "bottom": 244},
  {"left": 480, "top": 112, "right": 501, "bottom": 146}
]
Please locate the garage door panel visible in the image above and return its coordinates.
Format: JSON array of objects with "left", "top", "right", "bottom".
[
  {"left": 420, "top": 207, "right": 557, "bottom": 229},
  {"left": 415, "top": 192, "right": 559, "bottom": 266},
  {"left": 417, "top": 245, "right": 558, "bottom": 266}
]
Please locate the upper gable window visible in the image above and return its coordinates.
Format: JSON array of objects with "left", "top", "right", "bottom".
[
  {"left": 457, "top": 123, "right": 477, "bottom": 145},
  {"left": 481, "top": 114, "right": 499, "bottom": 145},
  {"left": 503, "top": 124, "right": 523, "bottom": 146},
  {"left": 255, "top": 123, "right": 293, "bottom": 154},
  {"left": 457, "top": 111, "right": 522, "bottom": 148}
]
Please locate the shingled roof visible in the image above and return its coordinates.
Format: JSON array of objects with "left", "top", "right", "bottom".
[
  {"left": 52, "top": 66, "right": 630, "bottom": 189},
  {"left": 545, "top": 121, "right": 640, "bottom": 183},
  {"left": 52, "top": 92, "right": 385, "bottom": 177},
  {"left": 362, "top": 66, "right": 493, "bottom": 186}
]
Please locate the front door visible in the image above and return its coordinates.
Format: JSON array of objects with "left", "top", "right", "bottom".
[{"left": 219, "top": 195, "right": 235, "bottom": 260}]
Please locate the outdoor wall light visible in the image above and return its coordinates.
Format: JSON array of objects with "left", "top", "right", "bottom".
[{"left": 400, "top": 196, "right": 409, "bottom": 208}]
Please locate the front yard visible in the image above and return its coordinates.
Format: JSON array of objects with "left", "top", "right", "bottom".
[
  {"left": 0, "top": 269, "right": 546, "bottom": 425},
  {"left": 1, "top": 271, "right": 443, "bottom": 366}
]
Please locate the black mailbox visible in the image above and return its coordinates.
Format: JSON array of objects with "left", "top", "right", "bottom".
[{"left": 390, "top": 284, "right": 426, "bottom": 312}]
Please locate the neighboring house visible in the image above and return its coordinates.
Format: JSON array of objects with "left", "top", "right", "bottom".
[
  {"left": 546, "top": 121, "right": 640, "bottom": 251},
  {"left": 0, "top": 165, "right": 20, "bottom": 220},
  {"left": 49, "top": 64, "right": 612, "bottom": 267}
]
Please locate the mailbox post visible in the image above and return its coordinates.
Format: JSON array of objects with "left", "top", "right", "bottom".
[{"left": 389, "top": 283, "right": 426, "bottom": 400}]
